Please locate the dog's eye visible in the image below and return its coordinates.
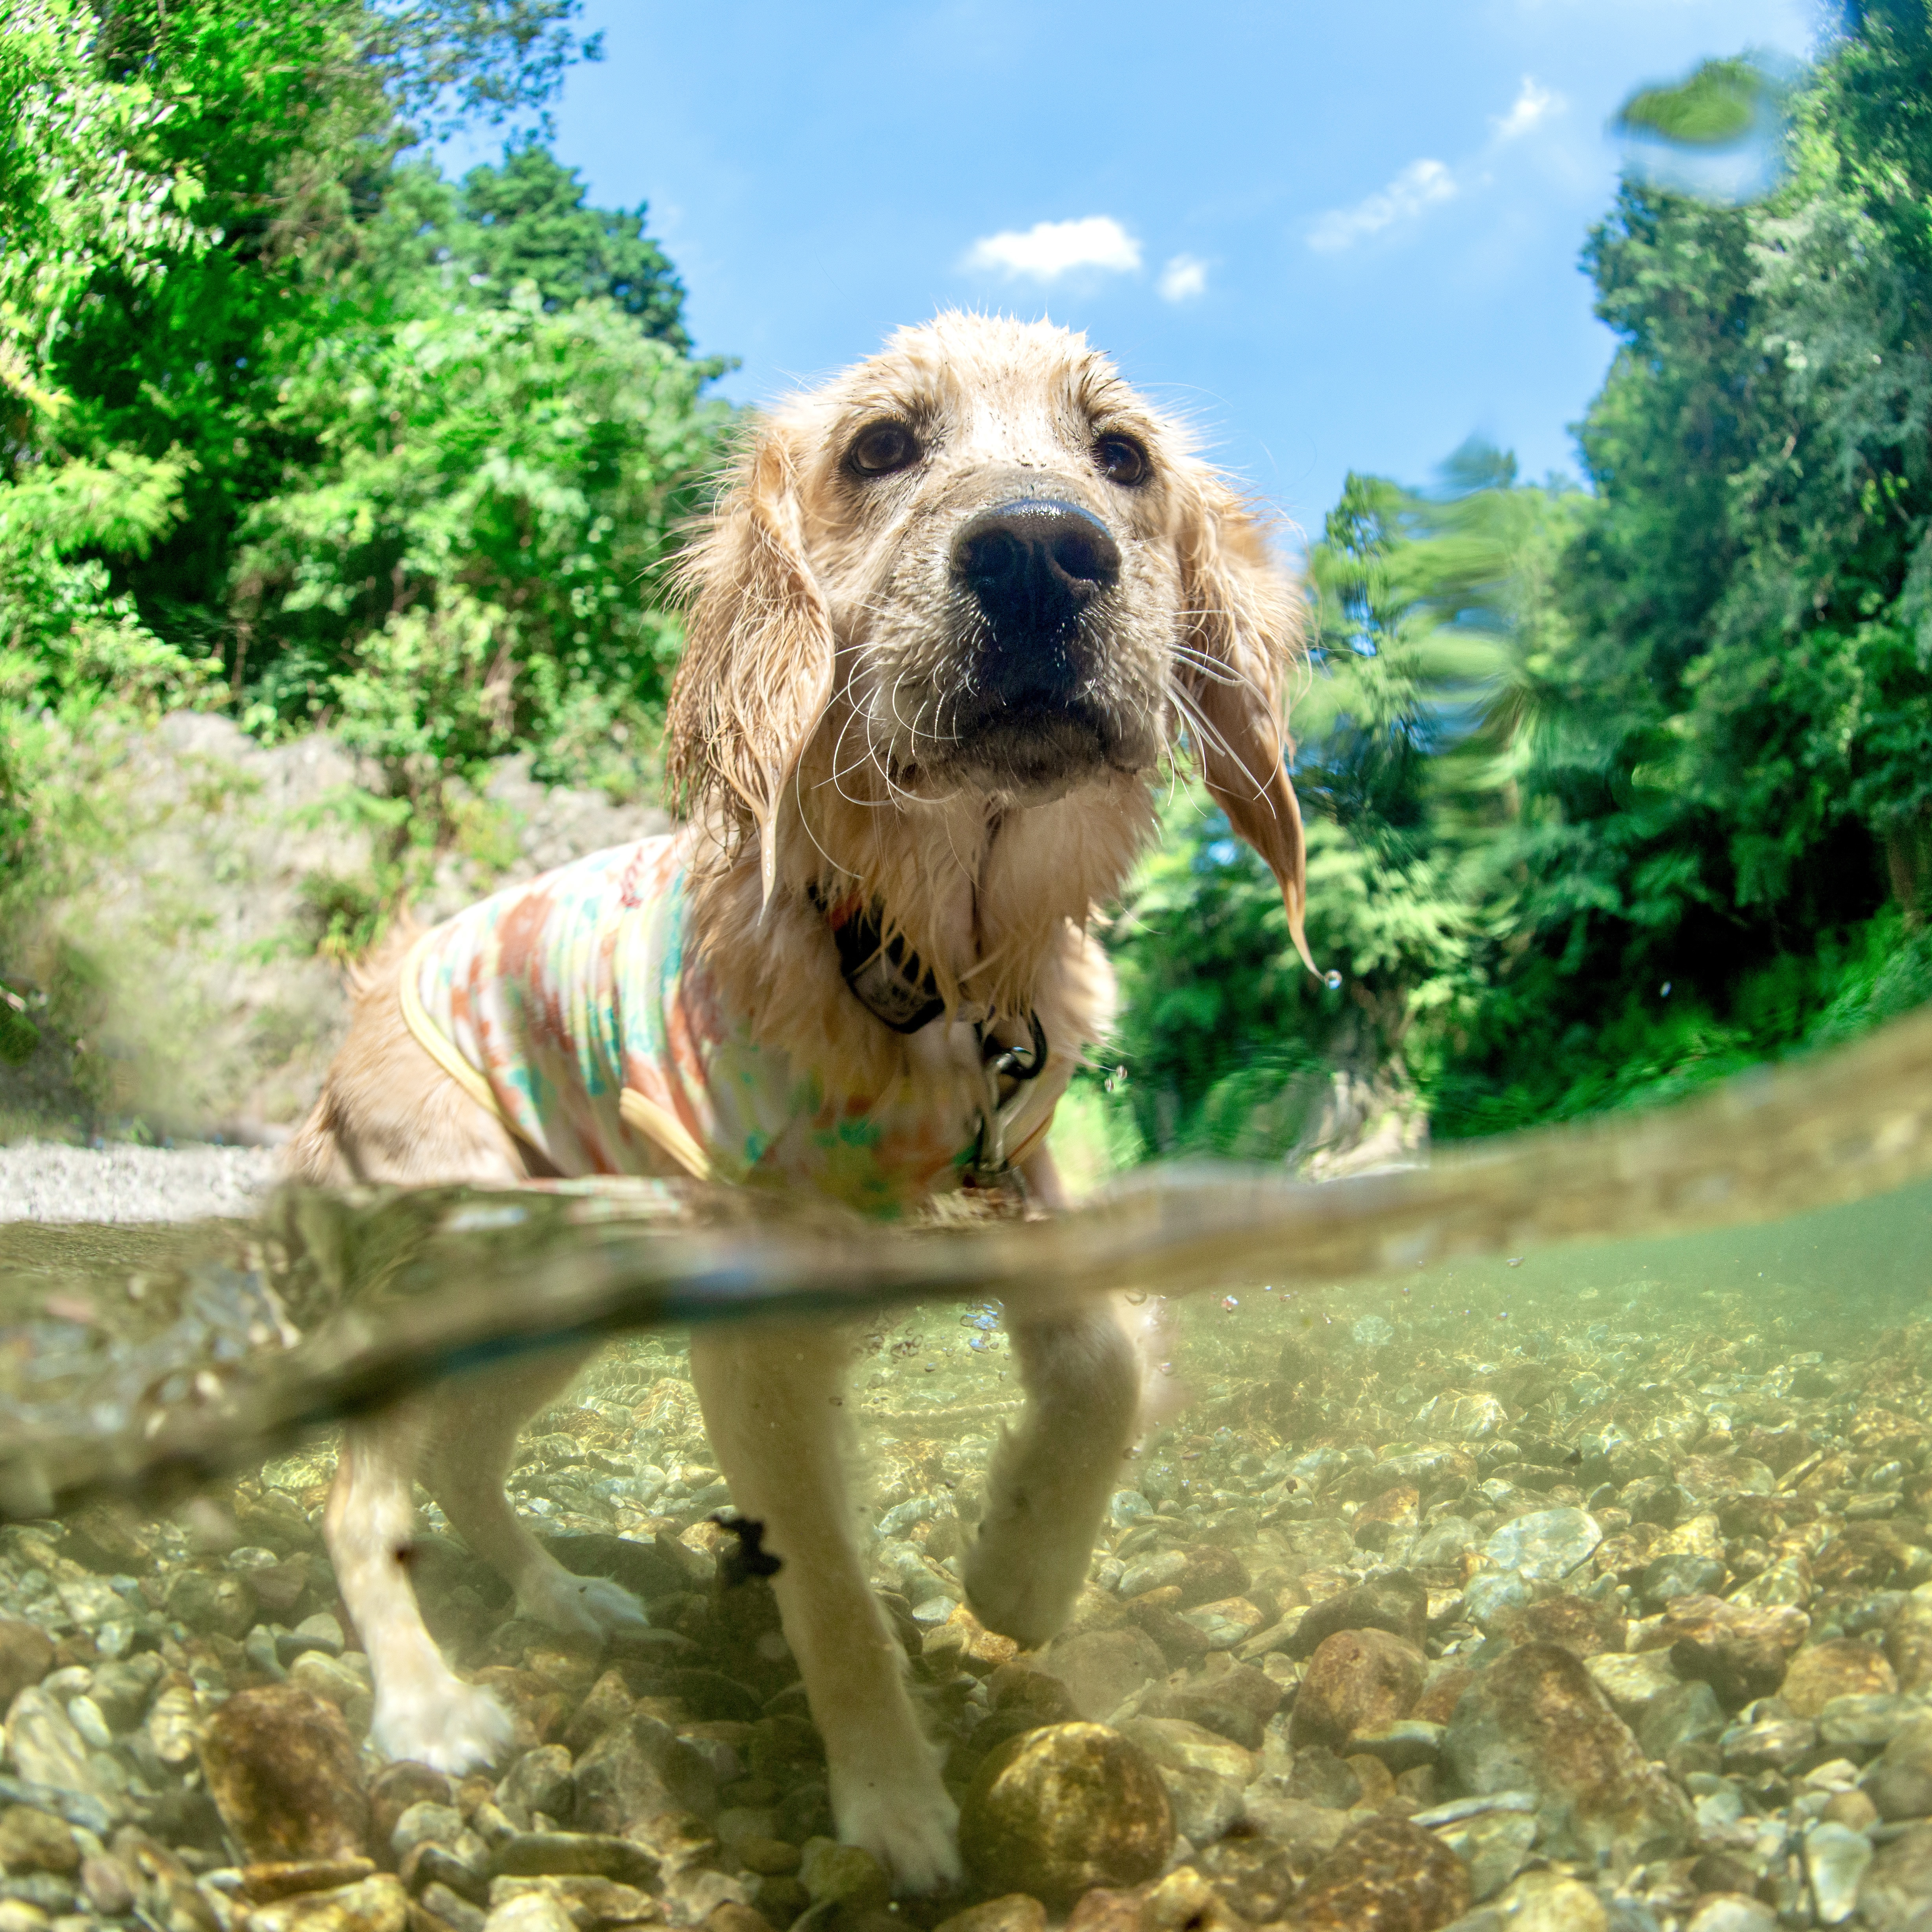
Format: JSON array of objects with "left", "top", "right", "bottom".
[
  {"left": 848, "top": 421, "right": 921, "bottom": 477},
  {"left": 1094, "top": 435, "right": 1149, "bottom": 486}
]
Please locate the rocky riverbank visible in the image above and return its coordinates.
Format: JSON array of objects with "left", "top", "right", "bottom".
[
  {"left": 1, "top": 1267, "right": 1931, "bottom": 1931},
  {"left": 0, "top": 711, "right": 668, "bottom": 1146}
]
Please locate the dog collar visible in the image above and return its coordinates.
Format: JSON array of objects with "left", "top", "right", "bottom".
[
  {"left": 808, "top": 884, "right": 1052, "bottom": 1180},
  {"left": 812, "top": 886, "right": 946, "bottom": 1034}
]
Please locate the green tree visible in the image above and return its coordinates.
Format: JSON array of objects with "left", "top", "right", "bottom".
[
  {"left": 454, "top": 143, "right": 693, "bottom": 349},
  {"left": 232, "top": 286, "right": 727, "bottom": 799},
  {"left": 1100, "top": 454, "right": 1550, "bottom": 1161},
  {"left": 2, "top": 0, "right": 724, "bottom": 794},
  {"left": 1427, "top": 18, "right": 1932, "bottom": 1134}
]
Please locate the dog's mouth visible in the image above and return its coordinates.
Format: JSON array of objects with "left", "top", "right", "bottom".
[{"left": 924, "top": 693, "right": 1122, "bottom": 796}]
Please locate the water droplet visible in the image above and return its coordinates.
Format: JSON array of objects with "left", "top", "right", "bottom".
[{"left": 1324, "top": 970, "right": 1343, "bottom": 990}]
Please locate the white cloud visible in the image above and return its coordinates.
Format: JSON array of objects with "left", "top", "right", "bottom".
[
  {"left": 964, "top": 215, "right": 1142, "bottom": 282},
  {"left": 1158, "top": 254, "right": 1208, "bottom": 302},
  {"left": 1307, "top": 159, "right": 1457, "bottom": 253},
  {"left": 1493, "top": 76, "right": 1564, "bottom": 142}
]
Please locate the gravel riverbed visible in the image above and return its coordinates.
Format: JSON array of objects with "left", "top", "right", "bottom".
[
  {"left": 2, "top": 1178, "right": 1931, "bottom": 1931},
  {"left": 0, "top": 1143, "right": 280, "bottom": 1226}
]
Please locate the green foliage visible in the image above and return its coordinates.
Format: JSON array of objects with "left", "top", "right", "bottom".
[
  {"left": 232, "top": 286, "right": 726, "bottom": 797},
  {"left": 1429, "top": 11, "right": 1932, "bottom": 1132},
  {"left": 452, "top": 144, "right": 694, "bottom": 348},
  {"left": 1614, "top": 57, "right": 1773, "bottom": 148},
  {"left": 1, "top": 0, "right": 723, "bottom": 978},
  {"left": 1102, "top": 7, "right": 1932, "bottom": 1160},
  {"left": 0, "top": 0, "right": 211, "bottom": 421}
]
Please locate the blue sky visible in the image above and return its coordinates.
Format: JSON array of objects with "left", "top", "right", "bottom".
[{"left": 448, "top": 0, "right": 1819, "bottom": 538}]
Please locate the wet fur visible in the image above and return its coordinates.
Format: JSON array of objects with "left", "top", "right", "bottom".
[{"left": 289, "top": 313, "right": 1311, "bottom": 1891}]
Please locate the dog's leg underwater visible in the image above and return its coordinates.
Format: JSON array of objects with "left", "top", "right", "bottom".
[
  {"left": 423, "top": 1352, "right": 649, "bottom": 1637},
  {"left": 690, "top": 1322, "right": 960, "bottom": 1893},
  {"left": 962, "top": 1151, "right": 1144, "bottom": 1649},
  {"left": 961, "top": 1304, "right": 1142, "bottom": 1648},
  {"left": 326, "top": 1400, "right": 519, "bottom": 1773}
]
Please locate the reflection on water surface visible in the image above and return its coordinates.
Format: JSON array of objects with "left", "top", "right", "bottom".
[{"left": 1, "top": 1015, "right": 1932, "bottom": 1927}]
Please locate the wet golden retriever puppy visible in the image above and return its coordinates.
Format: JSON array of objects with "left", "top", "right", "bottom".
[{"left": 288, "top": 312, "right": 1313, "bottom": 1890}]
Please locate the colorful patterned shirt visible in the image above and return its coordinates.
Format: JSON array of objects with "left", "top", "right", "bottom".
[{"left": 398, "top": 834, "right": 1061, "bottom": 1219}]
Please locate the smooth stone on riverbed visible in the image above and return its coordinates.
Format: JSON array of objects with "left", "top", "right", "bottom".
[
  {"left": 2, "top": 1689, "right": 97, "bottom": 1807},
  {"left": 932, "top": 1897, "right": 1047, "bottom": 1932},
  {"left": 1290, "top": 1630, "right": 1427, "bottom": 1751},
  {"left": 1443, "top": 1643, "right": 1692, "bottom": 1870},
  {"left": 1861, "top": 1717, "right": 1932, "bottom": 1820},
  {"left": 1585, "top": 1649, "right": 1681, "bottom": 1726},
  {"left": 1480, "top": 1870, "right": 1609, "bottom": 1932},
  {"left": 197, "top": 1685, "right": 371, "bottom": 1862},
  {"left": 958, "top": 1722, "right": 1173, "bottom": 1909},
  {"left": 1038, "top": 1628, "right": 1168, "bottom": 1722},
  {"left": 1805, "top": 1819, "right": 1873, "bottom": 1926},
  {"left": 1682, "top": 1897, "right": 1775, "bottom": 1932},
  {"left": 1287, "top": 1572, "right": 1428, "bottom": 1656},
  {"left": 0, "top": 1809, "right": 78, "bottom": 1875},
  {"left": 1478, "top": 1510, "right": 1601, "bottom": 1584},
  {"left": 1782, "top": 1639, "right": 1899, "bottom": 1716},
  {"left": 1856, "top": 1821, "right": 1932, "bottom": 1932},
  {"left": 1117, "top": 1718, "right": 1252, "bottom": 1846},
  {"left": 245, "top": 1874, "right": 408, "bottom": 1932},
  {"left": 1639, "top": 1553, "right": 1726, "bottom": 1610},
  {"left": 1818, "top": 1693, "right": 1923, "bottom": 1751},
  {"left": 1462, "top": 1572, "right": 1534, "bottom": 1630},
  {"left": 1285, "top": 1815, "right": 1472, "bottom": 1931},
  {"left": 1636, "top": 1679, "right": 1726, "bottom": 1761},
  {"left": 1350, "top": 1720, "right": 1446, "bottom": 1773},
  {"left": 489, "top": 1832, "right": 660, "bottom": 1888},
  {"left": 0, "top": 1626, "right": 54, "bottom": 1711},
  {"left": 166, "top": 1567, "right": 259, "bottom": 1639},
  {"left": 480, "top": 1893, "right": 575, "bottom": 1932},
  {"left": 1645, "top": 1595, "right": 1809, "bottom": 1709},
  {"left": 1145, "top": 1658, "right": 1281, "bottom": 1749}
]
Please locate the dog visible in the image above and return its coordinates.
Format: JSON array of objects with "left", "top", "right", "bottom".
[{"left": 286, "top": 311, "right": 1313, "bottom": 1890}]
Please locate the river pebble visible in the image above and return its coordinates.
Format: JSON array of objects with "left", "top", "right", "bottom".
[{"left": 958, "top": 1722, "right": 1172, "bottom": 1907}]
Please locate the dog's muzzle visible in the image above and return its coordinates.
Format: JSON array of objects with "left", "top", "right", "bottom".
[{"left": 950, "top": 497, "right": 1120, "bottom": 705}]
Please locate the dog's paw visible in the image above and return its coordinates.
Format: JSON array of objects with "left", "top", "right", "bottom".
[
  {"left": 962, "top": 1507, "right": 1091, "bottom": 1651},
  {"left": 833, "top": 1773, "right": 961, "bottom": 1893},
  {"left": 520, "top": 1569, "right": 649, "bottom": 1637},
  {"left": 370, "top": 1675, "right": 514, "bottom": 1774}
]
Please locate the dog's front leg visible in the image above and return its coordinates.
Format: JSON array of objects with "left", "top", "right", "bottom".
[
  {"left": 689, "top": 1322, "right": 959, "bottom": 1893},
  {"left": 325, "top": 1402, "right": 516, "bottom": 1774},
  {"left": 962, "top": 1148, "right": 1144, "bottom": 1650}
]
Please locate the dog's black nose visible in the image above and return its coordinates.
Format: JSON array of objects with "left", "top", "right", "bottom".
[{"left": 951, "top": 499, "right": 1121, "bottom": 652}]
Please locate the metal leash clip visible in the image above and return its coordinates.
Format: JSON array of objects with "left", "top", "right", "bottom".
[{"left": 967, "top": 1010, "right": 1049, "bottom": 1183}]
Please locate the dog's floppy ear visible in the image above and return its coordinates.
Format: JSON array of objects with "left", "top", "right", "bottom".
[
  {"left": 1176, "top": 477, "right": 1318, "bottom": 975},
  {"left": 668, "top": 420, "right": 833, "bottom": 904}
]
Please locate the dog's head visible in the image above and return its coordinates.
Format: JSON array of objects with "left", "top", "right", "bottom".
[{"left": 669, "top": 312, "right": 1313, "bottom": 964}]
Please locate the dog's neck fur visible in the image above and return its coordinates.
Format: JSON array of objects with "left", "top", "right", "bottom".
[{"left": 684, "top": 753, "right": 1157, "bottom": 1097}]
